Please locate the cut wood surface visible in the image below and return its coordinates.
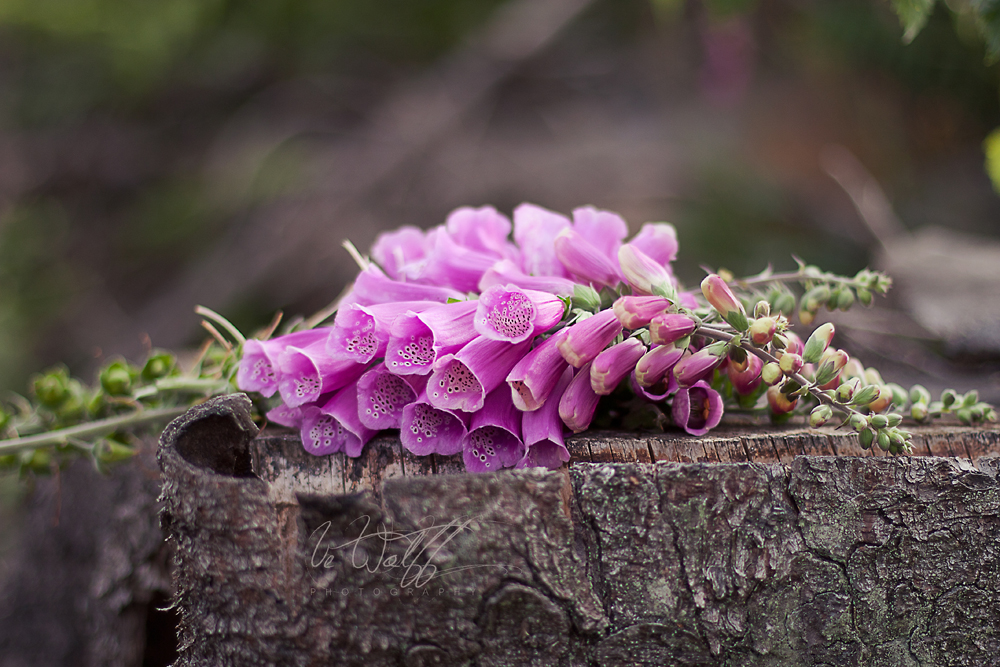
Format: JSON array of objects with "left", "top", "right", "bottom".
[{"left": 159, "top": 394, "right": 1000, "bottom": 666}]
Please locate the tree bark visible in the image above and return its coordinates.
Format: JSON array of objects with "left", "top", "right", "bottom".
[{"left": 158, "top": 394, "right": 1000, "bottom": 666}]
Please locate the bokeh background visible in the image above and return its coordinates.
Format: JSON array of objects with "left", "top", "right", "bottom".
[{"left": 0, "top": 0, "right": 998, "bottom": 398}]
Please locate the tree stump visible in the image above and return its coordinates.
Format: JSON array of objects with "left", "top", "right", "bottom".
[{"left": 159, "top": 394, "right": 1000, "bottom": 666}]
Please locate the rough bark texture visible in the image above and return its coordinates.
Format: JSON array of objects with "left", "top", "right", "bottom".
[{"left": 159, "top": 395, "right": 1000, "bottom": 666}]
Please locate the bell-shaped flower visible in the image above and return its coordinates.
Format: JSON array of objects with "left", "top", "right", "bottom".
[
  {"left": 557, "top": 310, "right": 623, "bottom": 368},
  {"left": 612, "top": 295, "right": 672, "bottom": 329},
  {"left": 329, "top": 301, "right": 437, "bottom": 364},
  {"left": 517, "top": 366, "right": 573, "bottom": 469},
  {"left": 474, "top": 285, "right": 564, "bottom": 343},
  {"left": 618, "top": 244, "right": 675, "bottom": 298},
  {"left": 351, "top": 265, "right": 464, "bottom": 305},
  {"left": 384, "top": 300, "right": 479, "bottom": 375},
  {"left": 370, "top": 226, "right": 428, "bottom": 279},
  {"left": 356, "top": 363, "right": 424, "bottom": 429},
  {"left": 300, "top": 382, "right": 377, "bottom": 457},
  {"left": 554, "top": 228, "right": 622, "bottom": 288},
  {"left": 446, "top": 206, "right": 518, "bottom": 260},
  {"left": 402, "top": 227, "right": 500, "bottom": 293},
  {"left": 649, "top": 313, "right": 697, "bottom": 345},
  {"left": 672, "top": 347, "right": 724, "bottom": 387},
  {"left": 559, "top": 362, "right": 601, "bottom": 433},
  {"left": 591, "top": 337, "right": 647, "bottom": 395},
  {"left": 428, "top": 336, "right": 532, "bottom": 412},
  {"left": 400, "top": 390, "right": 470, "bottom": 456},
  {"left": 634, "top": 343, "right": 684, "bottom": 389},
  {"left": 629, "top": 222, "right": 679, "bottom": 267},
  {"left": 671, "top": 380, "right": 723, "bottom": 436},
  {"left": 276, "top": 342, "right": 367, "bottom": 408},
  {"left": 572, "top": 206, "right": 628, "bottom": 261},
  {"left": 702, "top": 274, "right": 748, "bottom": 331},
  {"left": 506, "top": 329, "right": 570, "bottom": 411},
  {"left": 462, "top": 388, "right": 525, "bottom": 473},
  {"left": 237, "top": 328, "right": 331, "bottom": 397},
  {"left": 513, "top": 203, "right": 572, "bottom": 278},
  {"left": 630, "top": 371, "right": 674, "bottom": 402},
  {"left": 728, "top": 353, "right": 763, "bottom": 395},
  {"left": 266, "top": 403, "right": 305, "bottom": 429},
  {"left": 478, "top": 259, "right": 576, "bottom": 297},
  {"left": 766, "top": 385, "right": 798, "bottom": 415}
]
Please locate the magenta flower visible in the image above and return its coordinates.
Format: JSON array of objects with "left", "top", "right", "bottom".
[
  {"left": 478, "top": 259, "right": 576, "bottom": 297},
  {"left": 463, "top": 388, "right": 525, "bottom": 472},
  {"left": 428, "top": 336, "right": 533, "bottom": 412},
  {"left": 629, "top": 371, "right": 675, "bottom": 402},
  {"left": 506, "top": 329, "right": 570, "bottom": 411},
  {"left": 384, "top": 300, "right": 478, "bottom": 375},
  {"left": 276, "top": 341, "right": 367, "bottom": 408},
  {"left": 672, "top": 347, "right": 723, "bottom": 387},
  {"left": 474, "top": 285, "right": 564, "bottom": 343},
  {"left": 766, "top": 385, "right": 797, "bottom": 415},
  {"left": 629, "top": 222, "right": 679, "bottom": 267},
  {"left": 266, "top": 403, "right": 305, "bottom": 429},
  {"left": 649, "top": 313, "right": 697, "bottom": 345},
  {"left": 370, "top": 226, "right": 428, "bottom": 279},
  {"left": 300, "top": 383, "right": 377, "bottom": 457},
  {"left": 518, "top": 366, "right": 573, "bottom": 469},
  {"left": 402, "top": 227, "right": 501, "bottom": 293},
  {"left": 356, "top": 363, "right": 422, "bottom": 429},
  {"left": 618, "top": 243, "right": 674, "bottom": 297},
  {"left": 591, "top": 337, "right": 647, "bottom": 395},
  {"left": 634, "top": 344, "right": 684, "bottom": 389},
  {"left": 671, "top": 380, "right": 723, "bottom": 436},
  {"left": 329, "top": 301, "right": 437, "bottom": 364},
  {"left": 702, "top": 274, "right": 748, "bottom": 331},
  {"left": 612, "top": 295, "right": 672, "bottom": 329},
  {"left": 559, "top": 362, "right": 601, "bottom": 433},
  {"left": 513, "top": 203, "right": 572, "bottom": 278},
  {"left": 572, "top": 206, "right": 628, "bottom": 261},
  {"left": 237, "top": 328, "right": 330, "bottom": 397},
  {"left": 557, "top": 310, "right": 624, "bottom": 368},
  {"left": 727, "top": 353, "right": 763, "bottom": 395},
  {"left": 554, "top": 228, "right": 621, "bottom": 288},
  {"left": 400, "top": 391, "right": 470, "bottom": 456},
  {"left": 351, "top": 265, "right": 464, "bottom": 306},
  {"left": 445, "top": 206, "right": 518, "bottom": 260}
]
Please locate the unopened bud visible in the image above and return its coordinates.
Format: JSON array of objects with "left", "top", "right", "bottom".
[
  {"left": 870, "top": 414, "right": 889, "bottom": 429},
  {"left": 809, "top": 404, "right": 833, "bottom": 427},
  {"left": 957, "top": 408, "right": 973, "bottom": 425},
  {"left": 857, "top": 288, "right": 873, "bottom": 307},
  {"left": 798, "top": 309, "right": 815, "bottom": 325},
  {"left": 802, "top": 285, "right": 832, "bottom": 312},
  {"left": 909, "top": 384, "right": 931, "bottom": 405},
  {"left": 836, "top": 379, "right": 857, "bottom": 403},
  {"left": 887, "top": 413, "right": 902, "bottom": 427},
  {"left": 802, "top": 323, "right": 835, "bottom": 364},
  {"left": 100, "top": 360, "right": 134, "bottom": 397},
  {"left": 859, "top": 428, "right": 875, "bottom": 449},
  {"left": 749, "top": 317, "right": 777, "bottom": 346},
  {"left": 779, "top": 353, "right": 803, "bottom": 375},
  {"left": 766, "top": 385, "right": 797, "bottom": 415},
  {"left": 771, "top": 334, "right": 788, "bottom": 351},
  {"left": 762, "top": 362, "right": 783, "bottom": 385},
  {"left": 142, "top": 350, "right": 176, "bottom": 381},
  {"left": 863, "top": 367, "right": 884, "bottom": 386},
  {"left": 701, "top": 274, "right": 748, "bottom": 331},
  {"left": 851, "top": 384, "right": 880, "bottom": 407},
  {"left": 754, "top": 300, "right": 770, "bottom": 318},
  {"left": 941, "top": 389, "right": 958, "bottom": 408},
  {"left": 888, "top": 428, "right": 906, "bottom": 449},
  {"left": 842, "top": 358, "right": 865, "bottom": 380},
  {"left": 867, "top": 386, "right": 892, "bottom": 413},
  {"left": 885, "top": 383, "right": 907, "bottom": 408},
  {"left": 962, "top": 390, "right": 979, "bottom": 408},
  {"left": 877, "top": 430, "right": 891, "bottom": 451},
  {"left": 849, "top": 413, "right": 869, "bottom": 431},
  {"left": 32, "top": 367, "right": 71, "bottom": 408},
  {"left": 814, "top": 349, "right": 849, "bottom": 387},
  {"left": 837, "top": 288, "right": 855, "bottom": 311},
  {"left": 911, "top": 403, "right": 928, "bottom": 422}
]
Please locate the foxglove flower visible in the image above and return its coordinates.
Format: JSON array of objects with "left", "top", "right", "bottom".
[
  {"left": 618, "top": 243, "right": 674, "bottom": 297},
  {"left": 634, "top": 344, "right": 684, "bottom": 389},
  {"left": 384, "top": 300, "right": 478, "bottom": 375},
  {"left": 557, "top": 310, "right": 623, "bottom": 368},
  {"left": 728, "top": 353, "right": 763, "bottom": 395},
  {"left": 630, "top": 371, "right": 674, "bottom": 402},
  {"left": 474, "top": 285, "right": 564, "bottom": 343},
  {"left": 370, "top": 226, "right": 427, "bottom": 279},
  {"left": 554, "top": 228, "right": 621, "bottom": 288},
  {"left": 266, "top": 403, "right": 305, "bottom": 429},
  {"left": 513, "top": 203, "right": 572, "bottom": 278},
  {"left": 403, "top": 227, "right": 500, "bottom": 293},
  {"left": 702, "top": 274, "right": 748, "bottom": 331},
  {"left": 518, "top": 366, "right": 573, "bottom": 469},
  {"left": 446, "top": 206, "right": 518, "bottom": 260},
  {"left": 629, "top": 222, "right": 679, "bottom": 267},
  {"left": 506, "top": 329, "right": 570, "bottom": 411},
  {"left": 351, "top": 265, "right": 464, "bottom": 305},
  {"left": 672, "top": 347, "right": 723, "bottom": 387},
  {"left": 612, "top": 295, "right": 672, "bottom": 329},
  {"left": 559, "top": 362, "right": 601, "bottom": 433},
  {"left": 649, "top": 313, "right": 696, "bottom": 345},
  {"left": 478, "top": 259, "right": 576, "bottom": 297},
  {"left": 329, "top": 301, "right": 437, "bottom": 363},
  {"left": 276, "top": 342, "right": 367, "bottom": 408},
  {"left": 300, "top": 383, "right": 376, "bottom": 457},
  {"left": 749, "top": 316, "right": 777, "bottom": 346},
  {"left": 463, "top": 388, "right": 525, "bottom": 472},
  {"left": 671, "top": 380, "right": 723, "bottom": 436},
  {"left": 591, "top": 337, "right": 647, "bottom": 395},
  {"left": 237, "top": 328, "right": 330, "bottom": 397},
  {"left": 400, "top": 391, "right": 469, "bottom": 456},
  {"left": 357, "top": 364, "right": 424, "bottom": 429},
  {"left": 428, "top": 337, "right": 532, "bottom": 412},
  {"left": 572, "top": 206, "right": 628, "bottom": 261},
  {"left": 766, "top": 385, "right": 797, "bottom": 415}
]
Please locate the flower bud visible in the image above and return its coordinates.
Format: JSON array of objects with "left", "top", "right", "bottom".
[
  {"left": 849, "top": 413, "right": 869, "bottom": 431},
  {"left": 877, "top": 430, "right": 891, "bottom": 451},
  {"left": 754, "top": 300, "right": 770, "bottom": 318},
  {"left": 32, "top": 367, "right": 71, "bottom": 408},
  {"left": 837, "top": 288, "right": 855, "bottom": 311},
  {"left": 909, "top": 384, "right": 931, "bottom": 405},
  {"left": 911, "top": 402, "right": 928, "bottom": 422},
  {"left": 814, "top": 349, "right": 849, "bottom": 388},
  {"left": 100, "top": 360, "right": 134, "bottom": 397},
  {"left": 798, "top": 309, "right": 815, "bottom": 325},
  {"left": 802, "top": 285, "right": 831, "bottom": 312},
  {"left": 612, "top": 296, "right": 672, "bottom": 330},
  {"left": 779, "top": 353, "right": 803, "bottom": 375},
  {"left": 728, "top": 353, "right": 763, "bottom": 395},
  {"left": 761, "top": 362, "right": 782, "bottom": 385},
  {"left": 701, "top": 274, "right": 748, "bottom": 331},
  {"left": 837, "top": 378, "right": 858, "bottom": 403},
  {"left": 802, "top": 323, "right": 835, "bottom": 364},
  {"left": 572, "top": 284, "right": 602, "bottom": 312},
  {"left": 941, "top": 389, "right": 958, "bottom": 408},
  {"left": 870, "top": 414, "right": 889, "bottom": 429},
  {"left": 809, "top": 404, "right": 833, "bottom": 427},
  {"left": 867, "top": 386, "right": 892, "bottom": 413},
  {"left": 888, "top": 428, "right": 906, "bottom": 449},
  {"left": 857, "top": 288, "right": 873, "bottom": 306},
  {"left": 864, "top": 367, "right": 884, "bottom": 386},
  {"left": 859, "top": 428, "right": 875, "bottom": 449},
  {"left": 887, "top": 413, "right": 903, "bottom": 427},
  {"left": 771, "top": 334, "right": 787, "bottom": 351},
  {"left": 779, "top": 379, "right": 802, "bottom": 396},
  {"left": 774, "top": 292, "right": 796, "bottom": 315},
  {"left": 749, "top": 317, "right": 777, "bottom": 347},
  {"left": 766, "top": 385, "right": 797, "bottom": 414},
  {"left": 619, "top": 244, "right": 675, "bottom": 298},
  {"left": 842, "top": 358, "right": 865, "bottom": 380},
  {"left": 962, "top": 390, "right": 980, "bottom": 408},
  {"left": 649, "top": 313, "right": 697, "bottom": 345},
  {"left": 851, "top": 384, "right": 881, "bottom": 407},
  {"left": 884, "top": 383, "right": 907, "bottom": 408},
  {"left": 672, "top": 347, "right": 724, "bottom": 386}
]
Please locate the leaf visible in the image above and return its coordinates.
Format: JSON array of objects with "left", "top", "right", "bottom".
[{"left": 891, "top": 0, "right": 937, "bottom": 43}]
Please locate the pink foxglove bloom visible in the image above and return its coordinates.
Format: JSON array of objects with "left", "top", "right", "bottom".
[
  {"left": 572, "top": 206, "right": 628, "bottom": 261},
  {"left": 384, "top": 300, "right": 478, "bottom": 375},
  {"left": 672, "top": 347, "right": 723, "bottom": 387},
  {"left": 766, "top": 385, "right": 797, "bottom": 415},
  {"left": 403, "top": 227, "right": 500, "bottom": 293},
  {"left": 329, "top": 301, "right": 437, "bottom": 364},
  {"left": 671, "top": 380, "right": 723, "bottom": 436},
  {"left": 557, "top": 310, "right": 623, "bottom": 368},
  {"left": 237, "top": 328, "right": 330, "bottom": 397},
  {"left": 630, "top": 371, "right": 674, "bottom": 402},
  {"left": 356, "top": 364, "right": 423, "bottom": 429},
  {"left": 266, "top": 403, "right": 305, "bottom": 429},
  {"left": 428, "top": 337, "right": 532, "bottom": 412},
  {"left": 351, "top": 265, "right": 464, "bottom": 305},
  {"left": 478, "top": 259, "right": 576, "bottom": 297},
  {"left": 513, "top": 203, "right": 572, "bottom": 278},
  {"left": 445, "top": 206, "right": 518, "bottom": 260},
  {"left": 300, "top": 383, "right": 377, "bottom": 457},
  {"left": 612, "top": 295, "right": 672, "bottom": 329},
  {"left": 634, "top": 344, "right": 684, "bottom": 389},
  {"left": 518, "top": 366, "right": 573, "bottom": 469},
  {"left": 559, "top": 362, "right": 601, "bottom": 433},
  {"left": 276, "top": 342, "right": 367, "bottom": 408},
  {"left": 463, "top": 388, "right": 525, "bottom": 472},
  {"left": 591, "top": 337, "right": 647, "bottom": 395},
  {"left": 649, "top": 313, "right": 696, "bottom": 345},
  {"left": 554, "top": 228, "right": 621, "bottom": 288},
  {"left": 474, "top": 285, "right": 564, "bottom": 343},
  {"left": 370, "top": 226, "right": 428, "bottom": 279},
  {"left": 629, "top": 222, "right": 679, "bottom": 267},
  {"left": 702, "top": 274, "right": 748, "bottom": 331},
  {"left": 618, "top": 243, "right": 674, "bottom": 297},
  {"left": 506, "top": 329, "right": 570, "bottom": 411},
  {"left": 728, "top": 353, "right": 763, "bottom": 395},
  {"left": 400, "top": 391, "right": 469, "bottom": 456}
]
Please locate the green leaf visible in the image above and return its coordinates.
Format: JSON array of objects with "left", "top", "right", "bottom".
[{"left": 891, "top": 0, "right": 937, "bottom": 43}]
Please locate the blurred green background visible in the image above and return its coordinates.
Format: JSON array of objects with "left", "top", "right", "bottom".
[{"left": 0, "top": 0, "right": 997, "bottom": 397}]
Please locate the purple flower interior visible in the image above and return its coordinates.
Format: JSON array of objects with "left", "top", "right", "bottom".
[
  {"left": 429, "top": 359, "right": 484, "bottom": 411},
  {"left": 358, "top": 368, "right": 416, "bottom": 429},
  {"left": 301, "top": 410, "right": 351, "bottom": 456},
  {"left": 517, "top": 439, "right": 569, "bottom": 470},
  {"left": 277, "top": 348, "right": 323, "bottom": 407},
  {"left": 401, "top": 402, "right": 466, "bottom": 456},
  {"left": 479, "top": 288, "right": 535, "bottom": 341},
  {"left": 685, "top": 386, "right": 714, "bottom": 431},
  {"left": 463, "top": 425, "right": 523, "bottom": 472},
  {"left": 386, "top": 315, "right": 437, "bottom": 374},
  {"left": 237, "top": 340, "right": 278, "bottom": 396},
  {"left": 332, "top": 307, "right": 380, "bottom": 361}
]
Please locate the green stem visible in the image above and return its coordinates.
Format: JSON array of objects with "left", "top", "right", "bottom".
[
  {"left": 0, "top": 406, "right": 189, "bottom": 456},
  {"left": 734, "top": 270, "right": 858, "bottom": 289}
]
